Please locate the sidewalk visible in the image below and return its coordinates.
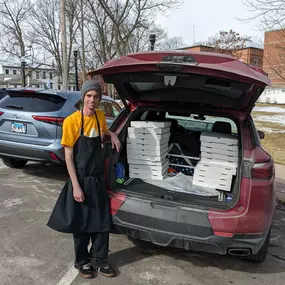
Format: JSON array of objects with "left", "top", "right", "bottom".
[{"left": 275, "top": 164, "right": 285, "bottom": 201}]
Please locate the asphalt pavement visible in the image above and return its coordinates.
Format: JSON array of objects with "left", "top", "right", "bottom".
[{"left": 0, "top": 161, "right": 285, "bottom": 285}]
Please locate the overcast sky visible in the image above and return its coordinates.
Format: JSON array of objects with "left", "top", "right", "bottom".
[{"left": 155, "top": 0, "right": 263, "bottom": 46}]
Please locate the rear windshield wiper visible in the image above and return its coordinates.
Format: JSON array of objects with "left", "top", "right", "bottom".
[{"left": 5, "top": 105, "right": 23, "bottom": 110}]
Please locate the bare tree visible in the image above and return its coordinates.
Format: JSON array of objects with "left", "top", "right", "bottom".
[
  {"left": 159, "top": 36, "right": 187, "bottom": 50},
  {"left": 0, "top": 0, "right": 33, "bottom": 60},
  {"left": 203, "top": 30, "right": 251, "bottom": 57},
  {"left": 243, "top": 0, "right": 285, "bottom": 82},
  {"left": 28, "top": 0, "right": 80, "bottom": 79},
  {"left": 97, "top": 0, "right": 182, "bottom": 56}
]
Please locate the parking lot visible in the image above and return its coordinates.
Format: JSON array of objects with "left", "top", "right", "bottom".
[{"left": 0, "top": 160, "right": 285, "bottom": 285}]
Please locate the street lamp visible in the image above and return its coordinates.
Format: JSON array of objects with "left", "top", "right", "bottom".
[
  {"left": 73, "top": 49, "right": 79, "bottom": 91},
  {"left": 149, "top": 34, "right": 156, "bottom": 51},
  {"left": 20, "top": 56, "right": 26, "bottom": 87}
]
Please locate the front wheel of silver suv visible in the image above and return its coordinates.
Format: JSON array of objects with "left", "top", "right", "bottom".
[{"left": 2, "top": 158, "right": 28, "bottom": 169}]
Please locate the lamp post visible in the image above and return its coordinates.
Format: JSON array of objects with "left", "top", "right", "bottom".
[
  {"left": 149, "top": 34, "right": 156, "bottom": 51},
  {"left": 73, "top": 49, "right": 79, "bottom": 91},
  {"left": 20, "top": 56, "right": 26, "bottom": 87}
]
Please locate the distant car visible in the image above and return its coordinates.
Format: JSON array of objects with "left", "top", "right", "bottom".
[
  {"left": 0, "top": 88, "right": 121, "bottom": 168},
  {"left": 0, "top": 88, "right": 7, "bottom": 101}
]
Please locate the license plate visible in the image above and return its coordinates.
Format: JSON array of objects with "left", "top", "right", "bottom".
[{"left": 11, "top": 122, "right": 27, "bottom": 134}]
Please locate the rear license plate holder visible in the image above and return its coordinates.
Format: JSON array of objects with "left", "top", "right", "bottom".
[{"left": 11, "top": 122, "right": 27, "bottom": 134}]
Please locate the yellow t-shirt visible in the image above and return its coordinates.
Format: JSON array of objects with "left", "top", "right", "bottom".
[{"left": 61, "top": 110, "right": 108, "bottom": 147}]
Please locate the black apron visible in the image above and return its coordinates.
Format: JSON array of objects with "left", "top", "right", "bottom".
[{"left": 47, "top": 110, "right": 111, "bottom": 233}]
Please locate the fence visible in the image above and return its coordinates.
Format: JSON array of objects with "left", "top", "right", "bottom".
[{"left": 258, "top": 88, "right": 285, "bottom": 104}]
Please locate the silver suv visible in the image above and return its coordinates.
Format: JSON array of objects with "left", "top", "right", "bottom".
[{"left": 0, "top": 88, "right": 121, "bottom": 168}]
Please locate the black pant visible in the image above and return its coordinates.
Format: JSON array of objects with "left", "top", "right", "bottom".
[{"left": 73, "top": 232, "right": 109, "bottom": 268}]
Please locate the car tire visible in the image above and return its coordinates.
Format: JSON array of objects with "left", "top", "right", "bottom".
[
  {"left": 2, "top": 158, "right": 28, "bottom": 169},
  {"left": 247, "top": 228, "right": 271, "bottom": 263}
]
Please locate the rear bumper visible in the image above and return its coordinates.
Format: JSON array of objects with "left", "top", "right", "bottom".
[
  {"left": 0, "top": 139, "right": 65, "bottom": 163},
  {"left": 113, "top": 217, "right": 267, "bottom": 255}
]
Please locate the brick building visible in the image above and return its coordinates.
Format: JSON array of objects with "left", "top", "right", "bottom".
[
  {"left": 180, "top": 45, "right": 264, "bottom": 68},
  {"left": 263, "top": 29, "right": 285, "bottom": 87}
]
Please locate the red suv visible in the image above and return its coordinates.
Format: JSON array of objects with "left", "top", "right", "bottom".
[{"left": 88, "top": 51, "right": 276, "bottom": 263}]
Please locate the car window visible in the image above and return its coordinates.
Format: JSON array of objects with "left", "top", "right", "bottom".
[
  {"left": 98, "top": 101, "right": 113, "bottom": 117},
  {"left": 111, "top": 102, "right": 121, "bottom": 117},
  {"left": 0, "top": 92, "right": 66, "bottom": 112},
  {"left": 98, "top": 101, "right": 121, "bottom": 118},
  {"left": 166, "top": 113, "right": 237, "bottom": 134},
  {"left": 0, "top": 89, "right": 7, "bottom": 101}
]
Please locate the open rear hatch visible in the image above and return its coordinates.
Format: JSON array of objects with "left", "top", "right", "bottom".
[
  {"left": 88, "top": 51, "right": 270, "bottom": 116},
  {"left": 88, "top": 51, "right": 270, "bottom": 208}
]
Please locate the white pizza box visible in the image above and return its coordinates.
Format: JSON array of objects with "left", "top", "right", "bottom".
[
  {"left": 200, "top": 132, "right": 238, "bottom": 146},
  {"left": 127, "top": 152, "right": 168, "bottom": 162},
  {"left": 201, "top": 146, "right": 238, "bottom": 157},
  {"left": 127, "top": 158, "right": 169, "bottom": 166},
  {"left": 195, "top": 163, "right": 237, "bottom": 176},
  {"left": 201, "top": 141, "right": 238, "bottom": 152},
  {"left": 201, "top": 151, "right": 238, "bottom": 163},
  {"left": 127, "top": 145, "right": 168, "bottom": 156},
  {"left": 199, "top": 158, "right": 238, "bottom": 168},
  {"left": 129, "top": 164, "right": 169, "bottom": 175},
  {"left": 128, "top": 126, "right": 171, "bottom": 135},
  {"left": 129, "top": 171, "right": 168, "bottom": 180},
  {"left": 131, "top": 121, "right": 171, "bottom": 128},
  {"left": 127, "top": 141, "right": 168, "bottom": 151},
  {"left": 127, "top": 136, "right": 169, "bottom": 146},
  {"left": 192, "top": 179, "right": 232, "bottom": 192},
  {"left": 129, "top": 159, "right": 169, "bottom": 170},
  {"left": 194, "top": 168, "right": 234, "bottom": 181},
  {"left": 193, "top": 176, "right": 233, "bottom": 192},
  {"left": 128, "top": 131, "right": 170, "bottom": 141}
]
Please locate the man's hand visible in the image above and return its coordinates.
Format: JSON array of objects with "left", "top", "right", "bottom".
[
  {"left": 109, "top": 131, "right": 121, "bottom": 152},
  {"left": 73, "top": 184, "right": 85, "bottom": 203}
]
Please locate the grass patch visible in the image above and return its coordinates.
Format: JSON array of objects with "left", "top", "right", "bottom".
[
  {"left": 255, "top": 103, "right": 285, "bottom": 108},
  {"left": 254, "top": 121, "right": 285, "bottom": 131},
  {"left": 252, "top": 119, "right": 285, "bottom": 165},
  {"left": 252, "top": 111, "right": 285, "bottom": 117}
]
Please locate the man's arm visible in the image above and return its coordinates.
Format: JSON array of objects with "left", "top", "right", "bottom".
[
  {"left": 104, "top": 130, "right": 121, "bottom": 152},
  {"left": 65, "top": 146, "right": 85, "bottom": 203}
]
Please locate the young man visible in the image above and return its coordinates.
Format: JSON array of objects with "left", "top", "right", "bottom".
[{"left": 47, "top": 80, "right": 120, "bottom": 279}]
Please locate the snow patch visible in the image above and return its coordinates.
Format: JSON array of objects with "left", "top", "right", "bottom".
[{"left": 253, "top": 106, "right": 285, "bottom": 113}]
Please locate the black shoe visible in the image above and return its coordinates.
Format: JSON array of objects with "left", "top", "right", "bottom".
[
  {"left": 94, "top": 262, "right": 115, "bottom": 277},
  {"left": 79, "top": 263, "right": 93, "bottom": 279}
]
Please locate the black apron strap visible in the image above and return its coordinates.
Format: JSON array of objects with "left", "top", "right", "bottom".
[
  {"left": 80, "top": 110, "right": 84, "bottom": 136},
  {"left": 94, "top": 109, "right": 101, "bottom": 138}
]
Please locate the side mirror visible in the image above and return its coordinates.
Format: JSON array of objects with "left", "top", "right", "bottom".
[{"left": 258, "top": 130, "right": 265, "bottom": 140}]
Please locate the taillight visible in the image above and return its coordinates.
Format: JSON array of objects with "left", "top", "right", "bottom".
[
  {"left": 0, "top": 111, "right": 4, "bottom": 116},
  {"left": 250, "top": 146, "right": 274, "bottom": 180},
  {"left": 251, "top": 160, "right": 274, "bottom": 180},
  {"left": 32, "top": 116, "right": 65, "bottom": 126}
]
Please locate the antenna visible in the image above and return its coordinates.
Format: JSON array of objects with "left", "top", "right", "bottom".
[{"left": 193, "top": 24, "right": 196, "bottom": 44}]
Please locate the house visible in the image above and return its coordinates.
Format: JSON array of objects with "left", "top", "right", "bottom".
[{"left": 0, "top": 61, "right": 77, "bottom": 90}]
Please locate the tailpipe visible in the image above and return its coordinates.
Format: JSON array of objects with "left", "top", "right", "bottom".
[{"left": 228, "top": 248, "right": 251, "bottom": 257}]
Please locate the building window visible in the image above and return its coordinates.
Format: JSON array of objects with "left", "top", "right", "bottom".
[
  {"left": 13, "top": 70, "right": 17, "bottom": 75},
  {"left": 5, "top": 69, "right": 9, "bottom": 74},
  {"left": 36, "top": 71, "right": 39, "bottom": 79},
  {"left": 68, "top": 86, "right": 71, "bottom": 91},
  {"left": 42, "top": 71, "right": 46, "bottom": 79},
  {"left": 73, "top": 86, "right": 76, "bottom": 91},
  {"left": 252, "top": 58, "right": 259, "bottom": 66},
  {"left": 36, "top": 85, "right": 40, "bottom": 88},
  {"left": 58, "top": 85, "right": 61, "bottom": 90},
  {"left": 49, "top": 72, "right": 53, "bottom": 79},
  {"left": 50, "top": 83, "right": 53, "bottom": 89}
]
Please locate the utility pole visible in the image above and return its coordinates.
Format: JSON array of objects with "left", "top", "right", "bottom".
[
  {"left": 60, "top": 0, "right": 68, "bottom": 90},
  {"left": 80, "top": 0, "right": 86, "bottom": 82}
]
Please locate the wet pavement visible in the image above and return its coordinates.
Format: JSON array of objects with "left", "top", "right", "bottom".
[{"left": 0, "top": 161, "right": 284, "bottom": 285}]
